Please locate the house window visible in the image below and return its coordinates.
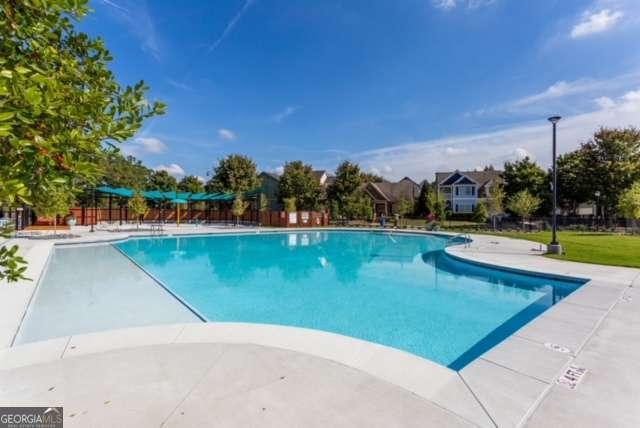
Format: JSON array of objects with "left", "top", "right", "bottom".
[
  {"left": 457, "top": 186, "right": 475, "bottom": 197},
  {"left": 457, "top": 203, "right": 474, "bottom": 213}
]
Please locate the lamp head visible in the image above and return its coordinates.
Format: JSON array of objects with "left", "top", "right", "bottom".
[{"left": 548, "top": 116, "right": 562, "bottom": 124}]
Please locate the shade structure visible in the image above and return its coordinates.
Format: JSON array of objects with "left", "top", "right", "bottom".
[
  {"left": 95, "top": 186, "right": 258, "bottom": 202},
  {"left": 169, "top": 198, "right": 188, "bottom": 204}
]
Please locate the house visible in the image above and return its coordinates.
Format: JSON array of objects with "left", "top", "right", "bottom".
[
  {"left": 313, "top": 170, "right": 335, "bottom": 187},
  {"left": 258, "top": 172, "right": 282, "bottom": 210},
  {"left": 435, "top": 170, "right": 503, "bottom": 214},
  {"left": 363, "top": 177, "right": 420, "bottom": 218},
  {"left": 259, "top": 170, "right": 335, "bottom": 211}
]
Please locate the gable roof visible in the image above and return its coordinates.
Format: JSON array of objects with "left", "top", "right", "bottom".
[
  {"left": 436, "top": 170, "right": 503, "bottom": 188},
  {"left": 259, "top": 171, "right": 280, "bottom": 181},
  {"left": 365, "top": 179, "right": 420, "bottom": 203}
]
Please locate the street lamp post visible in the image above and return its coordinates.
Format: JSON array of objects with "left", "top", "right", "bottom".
[
  {"left": 547, "top": 116, "right": 562, "bottom": 255},
  {"left": 594, "top": 190, "right": 601, "bottom": 231}
]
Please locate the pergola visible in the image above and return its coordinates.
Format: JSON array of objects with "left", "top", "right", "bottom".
[{"left": 94, "top": 186, "right": 259, "bottom": 224}]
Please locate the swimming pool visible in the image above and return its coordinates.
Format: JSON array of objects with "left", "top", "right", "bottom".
[{"left": 111, "top": 231, "right": 581, "bottom": 369}]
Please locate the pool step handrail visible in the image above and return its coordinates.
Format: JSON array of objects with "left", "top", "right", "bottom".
[{"left": 446, "top": 232, "right": 471, "bottom": 248}]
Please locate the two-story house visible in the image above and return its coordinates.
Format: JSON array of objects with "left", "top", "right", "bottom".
[{"left": 435, "top": 170, "right": 503, "bottom": 214}]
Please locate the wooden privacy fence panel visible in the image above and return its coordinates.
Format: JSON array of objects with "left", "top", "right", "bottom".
[{"left": 67, "top": 208, "right": 329, "bottom": 228}]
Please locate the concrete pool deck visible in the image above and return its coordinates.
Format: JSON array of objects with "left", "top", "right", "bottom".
[{"left": 0, "top": 226, "right": 639, "bottom": 427}]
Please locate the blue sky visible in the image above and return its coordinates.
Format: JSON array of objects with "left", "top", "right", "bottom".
[{"left": 84, "top": 0, "right": 640, "bottom": 181}]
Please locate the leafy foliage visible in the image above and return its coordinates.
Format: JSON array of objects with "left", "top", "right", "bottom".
[
  {"left": 278, "top": 161, "right": 322, "bottom": 210},
  {"left": 618, "top": 182, "right": 640, "bottom": 221},
  {"left": 428, "top": 193, "right": 448, "bottom": 222},
  {"left": 472, "top": 202, "right": 489, "bottom": 223},
  {"left": 341, "top": 191, "right": 373, "bottom": 221},
  {"left": 327, "top": 161, "right": 364, "bottom": 218},
  {"left": 148, "top": 170, "right": 177, "bottom": 192},
  {"left": 0, "top": 0, "right": 164, "bottom": 282},
  {"left": 231, "top": 194, "right": 249, "bottom": 224},
  {"left": 207, "top": 154, "right": 259, "bottom": 194},
  {"left": 128, "top": 190, "right": 148, "bottom": 227},
  {"left": 360, "top": 172, "right": 384, "bottom": 183},
  {"left": 395, "top": 198, "right": 414, "bottom": 218},
  {"left": 507, "top": 190, "right": 541, "bottom": 229},
  {"left": 100, "top": 152, "right": 152, "bottom": 190},
  {"left": 178, "top": 175, "right": 204, "bottom": 194},
  {"left": 561, "top": 127, "right": 640, "bottom": 218},
  {"left": 283, "top": 197, "right": 297, "bottom": 212},
  {"left": 415, "top": 182, "right": 434, "bottom": 217},
  {"left": 503, "top": 157, "right": 549, "bottom": 214},
  {"left": 32, "top": 184, "right": 74, "bottom": 233}
]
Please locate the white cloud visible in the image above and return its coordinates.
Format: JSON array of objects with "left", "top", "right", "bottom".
[
  {"left": 196, "top": 176, "right": 206, "bottom": 183},
  {"left": 594, "top": 96, "right": 616, "bottom": 109},
  {"left": 353, "top": 87, "right": 640, "bottom": 182},
  {"left": 467, "top": 71, "right": 640, "bottom": 117},
  {"left": 134, "top": 137, "right": 167, "bottom": 154},
  {"left": 122, "top": 136, "right": 167, "bottom": 156},
  {"left": 432, "top": 0, "right": 496, "bottom": 10},
  {"left": 513, "top": 80, "right": 600, "bottom": 108},
  {"left": 273, "top": 165, "right": 285, "bottom": 175},
  {"left": 272, "top": 106, "right": 300, "bottom": 123},
  {"left": 217, "top": 128, "right": 237, "bottom": 140},
  {"left": 513, "top": 147, "right": 533, "bottom": 160},
  {"left": 207, "top": 0, "right": 254, "bottom": 54},
  {"left": 154, "top": 163, "right": 185, "bottom": 178},
  {"left": 166, "top": 78, "right": 192, "bottom": 91},
  {"left": 571, "top": 9, "right": 623, "bottom": 39},
  {"left": 445, "top": 147, "right": 467, "bottom": 156}
]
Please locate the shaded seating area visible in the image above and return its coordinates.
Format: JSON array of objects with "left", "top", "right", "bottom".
[{"left": 76, "top": 186, "right": 261, "bottom": 226}]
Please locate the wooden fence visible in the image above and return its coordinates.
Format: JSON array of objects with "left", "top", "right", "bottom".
[{"left": 63, "top": 207, "right": 329, "bottom": 228}]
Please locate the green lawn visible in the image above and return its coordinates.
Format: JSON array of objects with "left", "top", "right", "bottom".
[{"left": 482, "top": 231, "right": 640, "bottom": 268}]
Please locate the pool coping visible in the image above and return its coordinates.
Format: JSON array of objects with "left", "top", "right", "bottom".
[{"left": 1, "top": 226, "right": 638, "bottom": 427}]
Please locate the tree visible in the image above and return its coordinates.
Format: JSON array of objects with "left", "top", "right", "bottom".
[
  {"left": 327, "top": 161, "right": 363, "bottom": 218},
  {"left": 231, "top": 194, "right": 248, "bottom": 225},
  {"left": 556, "top": 150, "right": 590, "bottom": 214},
  {"left": 100, "top": 152, "right": 152, "bottom": 190},
  {"left": 503, "top": 157, "right": 549, "bottom": 214},
  {"left": 341, "top": 192, "right": 373, "bottom": 221},
  {"left": 0, "top": 1, "right": 164, "bottom": 281},
  {"left": 395, "top": 198, "right": 414, "bottom": 218},
  {"left": 487, "top": 182, "right": 505, "bottom": 229},
  {"left": 618, "top": 182, "right": 640, "bottom": 231},
  {"left": 207, "top": 154, "right": 259, "bottom": 194},
  {"left": 570, "top": 127, "right": 640, "bottom": 220},
  {"left": 507, "top": 190, "right": 541, "bottom": 231},
  {"left": 360, "top": 172, "right": 384, "bottom": 183},
  {"left": 128, "top": 191, "right": 148, "bottom": 229},
  {"left": 283, "top": 197, "right": 297, "bottom": 212},
  {"left": 148, "top": 170, "right": 177, "bottom": 192},
  {"left": 258, "top": 193, "right": 269, "bottom": 212},
  {"left": 178, "top": 175, "right": 204, "bottom": 194},
  {"left": 472, "top": 202, "right": 489, "bottom": 223},
  {"left": 32, "top": 185, "right": 74, "bottom": 235},
  {"left": 278, "top": 161, "right": 322, "bottom": 210},
  {"left": 428, "top": 193, "right": 448, "bottom": 222},
  {"left": 415, "top": 182, "right": 434, "bottom": 217}
]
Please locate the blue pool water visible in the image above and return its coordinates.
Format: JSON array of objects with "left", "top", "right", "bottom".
[{"left": 116, "top": 231, "right": 584, "bottom": 369}]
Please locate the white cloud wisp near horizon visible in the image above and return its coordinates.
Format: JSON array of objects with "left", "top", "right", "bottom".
[{"left": 353, "top": 87, "right": 640, "bottom": 182}]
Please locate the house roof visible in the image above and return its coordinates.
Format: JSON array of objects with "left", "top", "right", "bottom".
[
  {"left": 365, "top": 179, "right": 420, "bottom": 203},
  {"left": 436, "top": 170, "right": 503, "bottom": 188},
  {"left": 259, "top": 171, "right": 280, "bottom": 181}
]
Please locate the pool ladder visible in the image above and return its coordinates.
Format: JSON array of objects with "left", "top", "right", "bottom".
[{"left": 446, "top": 232, "right": 471, "bottom": 248}]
